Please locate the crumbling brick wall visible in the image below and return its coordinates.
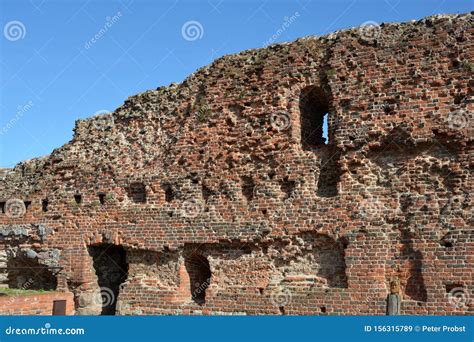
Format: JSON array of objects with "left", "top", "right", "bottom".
[
  {"left": 0, "top": 292, "right": 74, "bottom": 315},
  {"left": 0, "top": 13, "right": 472, "bottom": 315}
]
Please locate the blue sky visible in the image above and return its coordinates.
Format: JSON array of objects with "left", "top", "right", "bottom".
[{"left": 0, "top": 0, "right": 472, "bottom": 168}]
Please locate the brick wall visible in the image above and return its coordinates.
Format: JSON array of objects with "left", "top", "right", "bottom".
[
  {"left": 0, "top": 292, "right": 74, "bottom": 315},
  {"left": 0, "top": 13, "right": 472, "bottom": 315}
]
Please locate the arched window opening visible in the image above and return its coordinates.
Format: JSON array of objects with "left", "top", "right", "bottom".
[
  {"left": 185, "top": 253, "right": 211, "bottom": 305},
  {"left": 299, "top": 86, "right": 330, "bottom": 149}
]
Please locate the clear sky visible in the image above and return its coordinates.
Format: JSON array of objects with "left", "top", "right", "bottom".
[{"left": 0, "top": 0, "right": 472, "bottom": 168}]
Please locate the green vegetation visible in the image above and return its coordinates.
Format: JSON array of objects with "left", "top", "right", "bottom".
[
  {"left": 197, "top": 105, "right": 211, "bottom": 122},
  {"left": 0, "top": 288, "right": 52, "bottom": 296},
  {"left": 90, "top": 200, "right": 101, "bottom": 207},
  {"left": 461, "top": 60, "right": 474, "bottom": 73},
  {"left": 325, "top": 68, "right": 337, "bottom": 77}
]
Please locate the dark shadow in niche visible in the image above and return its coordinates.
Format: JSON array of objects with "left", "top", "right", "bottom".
[
  {"left": 184, "top": 253, "right": 211, "bottom": 305},
  {"left": 42, "top": 199, "right": 49, "bottom": 212},
  {"left": 74, "top": 194, "right": 82, "bottom": 204},
  {"left": 399, "top": 230, "right": 427, "bottom": 302},
  {"left": 299, "top": 85, "right": 329, "bottom": 149},
  {"left": 88, "top": 244, "right": 129, "bottom": 315},
  {"left": 7, "top": 253, "right": 57, "bottom": 291},
  {"left": 161, "top": 183, "right": 175, "bottom": 202},
  {"left": 241, "top": 176, "right": 255, "bottom": 202},
  {"left": 316, "top": 148, "right": 341, "bottom": 197},
  {"left": 127, "top": 182, "right": 146, "bottom": 203},
  {"left": 280, "top": 177, "right": 296, "bottom": 200},
  {"left": 201, "top": 184, "right": 214, "bottom": 203}
]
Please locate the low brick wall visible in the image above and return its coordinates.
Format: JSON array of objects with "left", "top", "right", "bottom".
[{"left": 0, "top": 291, "right": 74, "bottom": 315}]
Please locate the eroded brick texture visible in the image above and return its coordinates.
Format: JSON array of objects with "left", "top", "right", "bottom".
[{"left": 0, "top": 13, "right": 473, "bottom": 315}]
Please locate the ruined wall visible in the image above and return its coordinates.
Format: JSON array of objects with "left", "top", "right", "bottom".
[
  {"left": 0, "top": 292, "right": 74, "bottom": 315},
  {"left": 0, "top": 13, "right": 472, "bottom": 315}
]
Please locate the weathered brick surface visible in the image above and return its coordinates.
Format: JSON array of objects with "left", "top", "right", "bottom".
[
  {"left": 0, "top": 13, "right": 472, "bottom": 315},
  {"left": 0, "top": 292, "right": 74, "bottom": 315}
]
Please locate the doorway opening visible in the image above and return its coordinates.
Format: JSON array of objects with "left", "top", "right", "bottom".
[
  {"left": 185, "top": 253, "right": 211, "bottom": 305},
  {"left": 88, "top": 244, "right": 128, "bottom": 315}
]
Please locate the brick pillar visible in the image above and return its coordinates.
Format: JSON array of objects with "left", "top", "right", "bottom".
[{"left": 172, "top": 259, "right": 191, "bottom": 304}]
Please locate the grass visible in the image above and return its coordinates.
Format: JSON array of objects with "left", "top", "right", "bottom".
[
  {"left": 461, "top": 60, "right": 474, "bottom": 73},
  {"left": 325, "top": 68, "right": 337, "bottom": 77},
  {"left": 197, "top": 105, "right": 211, "bottom": 122},
  {"left": 0, "top": 287, "right": 53, "bottom": 296}
]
